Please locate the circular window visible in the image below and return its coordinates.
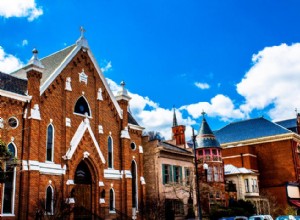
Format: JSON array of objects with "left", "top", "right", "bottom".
[
  {"left": 130, "top": 142, "right": 136, "bottom": 150},
  {"left": 8, "top": 117, "right": 18, "bottom": 129}
]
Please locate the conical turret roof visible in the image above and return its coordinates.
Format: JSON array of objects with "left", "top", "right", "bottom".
[{"left": 196, "top": 113, "right": 220, "bottom": 149}]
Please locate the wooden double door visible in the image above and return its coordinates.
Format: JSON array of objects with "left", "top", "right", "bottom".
[{"left": 73, "top": 161, "right": 93, "bottom": 219}]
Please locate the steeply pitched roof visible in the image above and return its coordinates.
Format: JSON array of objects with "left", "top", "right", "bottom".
[
  {"left": 196, "top": 117, "right": 221, "bottom": 149},
  {"left": 128, "top": 112, "right": 139, "bottom": 126},
  {"left": 214, "top": 117, "right": 292, "bottom": 144},
  {"left": 0, "top": 72, "right": 27, "bottom": 95},
  {"left": 11, "top": 45, "right": 76, "bottom": 85}
]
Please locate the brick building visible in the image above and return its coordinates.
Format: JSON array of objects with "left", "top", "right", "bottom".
[
  {"left": 195, "top": 113, "right": 226, "bottom": 215},
  {"left": 142, "top": 109, "right": 195, "bottom": 220},
  {"left": 215, "top": 116, "right": 300, "bottom": 215},
  {"left": 0, "top": 32, "right": 146, "bottom": 219}
]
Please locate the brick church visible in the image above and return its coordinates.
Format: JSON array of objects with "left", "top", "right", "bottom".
[{"left": 0, "top": 30, "right": 146, "bottom": 219}]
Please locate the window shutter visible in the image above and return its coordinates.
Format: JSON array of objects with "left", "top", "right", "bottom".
[
  {"left": 170, "top": 165, "right": 173, "bottom": 183},
  {"left": 179, "top": 166, "right": 183, "bottom": 183},
  {"left": 162, "top": 164, "right": 165, "bottom": 184}
]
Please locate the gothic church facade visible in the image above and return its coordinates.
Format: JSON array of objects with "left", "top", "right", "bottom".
[{"left": 0, "top": 32, "right": 145, "bottom": 219}]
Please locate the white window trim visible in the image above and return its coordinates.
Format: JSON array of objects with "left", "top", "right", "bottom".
[
  {"left": 73, "top": 96, "right": 92, "bottom": 117},
  {"left": 46, "top": 123, "right": 55, "bottom": 162},
  {"left": 1, "top": 142, "right": 17, "bottom": 215},
  {"left": 108, "top": 136, "right": 114, "bottom": 169},
  {"left": 45, "top": 185, "right": 54, "bottom": 215},
  {"left": 109, "top": 188, "right": 116, "bottom": 213},
  {"left": 132, "top": 160, "right": 138, "bottom": 210}
]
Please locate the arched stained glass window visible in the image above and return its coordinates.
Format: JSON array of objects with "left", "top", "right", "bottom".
[
  {"left": 45, "top": 186, "right": 54, "bottom": 214},
  {"left": 2, "top": 143, "right": 16, "bottom": 214},
  {"left": 46, "top": 124, "right": 54, "bottom": 162},
  {"left": 131, "top": 160, "right": 138, "bottom": 209},
  {"left": 108, "top": 136, "right": 113, "bottom": 168},
  {"left": 74, "top": 96, "right": 91, "bottom": 117},
  {"left": 109, "top": 189, "right": 115, "bottom": 212}
]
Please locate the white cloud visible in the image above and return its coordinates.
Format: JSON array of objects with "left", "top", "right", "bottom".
[
  {"left": 22, "top": 39, "right": 28, "bottom": 46},
  {"left": 236, "top": 43, "right": 300, "bottom": 121},
  {"left": 180, "top": 94, "right": 245, "bottom": 121},
  {"left": 195, "top": 82, "right": 210, "bottom": 90},
  {"left": 101, "top": 61, "right": 112, "bottom": 73},
  {"left": 106, "top": 78, "right": 195, "bottom": 139},
  {"left": 0, "top": 0, "right": 43, "bottom": 21},
  {"left": 0, "top": 46, "right": 24, "bottom": 73}
]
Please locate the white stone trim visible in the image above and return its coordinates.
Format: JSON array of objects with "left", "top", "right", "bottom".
[
  {"left": 29, "top": 104, "right": 41, "bottom": 120},
  {"left": 128, "top": 123, "right": 144, "bottom": 131},
  {"left": 66, "top": 118, "right": 71, "bottom": 127},
  {"left": 97, "top": 88, "right": 103, "bottom": 101},
  {"left": 0, "top": 89, "right": 31, "bottom": 102},
  {"left": 98, "top": 125, "right": 103, "bottom": 134},
  {"left": 100, "top": 198, "right": 105, "bottom": 204},
  {"left": 66, "top": 198, "right": 75, "bottom": 204},
  {"left": 222, "top": 153, "right": 257, "bottom": 159},
  {"left": 104, "top": 169, "right": 122, "bottom": 179},
  {"left": 122, "top": 170, "right": 132, "bottom": 178},
  {"left": 140, "top": 176, "right": 146, "bottom": 185},
  {"left": 139, "top": 146, "right": 143, "bottom": 154},
  {"left": 65, "top": 77, "right": 72, "bottom": 91},
  {"left": 121, "top": 126, "right": 130, "bottom": 139},
  {"left": 22, "top": 160, "right": 66, "bottom": 175},
  {"left": 66, "top": 180, "right": 74, "bottom": 185},
  {"left": 99, "top": 181, "right": 104, "bottom": 187},
  {"left": 63, "top": 118, "right": 105, "bottom": 164}
]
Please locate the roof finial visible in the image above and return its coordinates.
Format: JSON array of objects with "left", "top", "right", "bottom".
[
  {"left": 80, "top": 26, "right": 86, "bottom": 38},
  {"left": 173, "top": 105, "right": 178, "bottom": 127},
  {"left": 201, "top": 110, "right": 206, "bottom": 117}
]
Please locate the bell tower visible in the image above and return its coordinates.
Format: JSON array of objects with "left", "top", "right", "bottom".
[{"left": 172, "top": 107, "right": 186, "bottom": 146}]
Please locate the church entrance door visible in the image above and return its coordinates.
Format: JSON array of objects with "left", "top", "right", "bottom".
[{"left": 73, "top": 161, "right": 93, "bottom": 219}]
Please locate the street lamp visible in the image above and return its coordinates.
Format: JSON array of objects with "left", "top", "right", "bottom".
[{"left": 192, "top": 128, "right": 202, "bottom": 220}]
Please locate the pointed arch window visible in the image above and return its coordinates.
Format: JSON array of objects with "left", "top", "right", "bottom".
[
  {"left": 46, "top": 124, "right": 54, "bottom": 162},
  {"left": 45, "top": 185, "right": 54, "bottom": 215},
  {"left": 109, "top": 189, "right": 115, "bottom": 212},
  {"left": 2, "top": 143, "right": 16, "bottom": 214},
  {"left": 108, "top": 136, "right": 113, "bottom": 168},
  {"left": 74, "top": 96, "right": 91, "bottom": 117},
  {"left": 131, "top": 160, "right": 138, "bottom": 209}
]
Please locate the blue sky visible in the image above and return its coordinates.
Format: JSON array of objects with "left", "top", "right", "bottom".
[{"left": 1, "top": 0, "right": 300, "bottom": 139}]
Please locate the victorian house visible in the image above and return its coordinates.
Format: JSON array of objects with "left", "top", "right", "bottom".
[
  {"left": 0, "top": 31, "right": 145, "bottom": 219},
  {"left": 142, "top": 109, "right": 195, "bottom": 220}
]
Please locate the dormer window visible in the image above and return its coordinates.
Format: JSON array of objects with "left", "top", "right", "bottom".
[{"left": 74, "top": 96, "right": 91, "bottom": 117}]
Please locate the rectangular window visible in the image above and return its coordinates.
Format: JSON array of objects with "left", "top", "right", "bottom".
[
  {"left": 245, "top": 179, "right": 249, "bottom": 193},
  {"left": 198, "top": 150, "right": 203, "bottom": 156},
  {"left": 207, "top": 166, "right": 213, "bottom": 182},
  {"left": 214, "top": 166, "right": 219, "bottom": 182},
  {"left": 205, "top": 149, "right": 210, "bottom": 155},
  {"left": 185, "top": 168, "right": 191, "bottom": 185},
  {"left": 162, "top": 164, "right": 172, "bottom": 184},
  {"left": 173, "top": 166, "right": 182, "bottom": 183},
  {"left": 212, "top": 149, "right": 217, "bottom": 155}
]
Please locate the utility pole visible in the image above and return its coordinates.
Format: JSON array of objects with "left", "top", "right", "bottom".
[{"left": 192, "top": 128, "right": 202, "bottom": 220}]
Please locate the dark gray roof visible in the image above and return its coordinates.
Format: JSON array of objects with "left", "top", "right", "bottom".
[
  {"left": 196, "top": 117, "right": 221, "bottom": 149},
  {"left": 159, "top": 141, "right": 193, "bottom": 155},
  {"left": 128, "top": 112, "right": 139, "bottom": 126},
  {"left": 11, "top": 45, "right": 76, "bottom": 85},
  {"left": 214, "top": 117, "right": 292, "bottom": 144},
  {"left": 275, "top": 118, "right": 297, "bottom": 133},
  {"left": 0, "top": 72, "right": 27, "bottom": 95}
]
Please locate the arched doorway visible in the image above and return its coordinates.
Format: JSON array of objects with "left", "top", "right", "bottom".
[{"left": 73, "top": 160, "right": 93, "bottom": 219}]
